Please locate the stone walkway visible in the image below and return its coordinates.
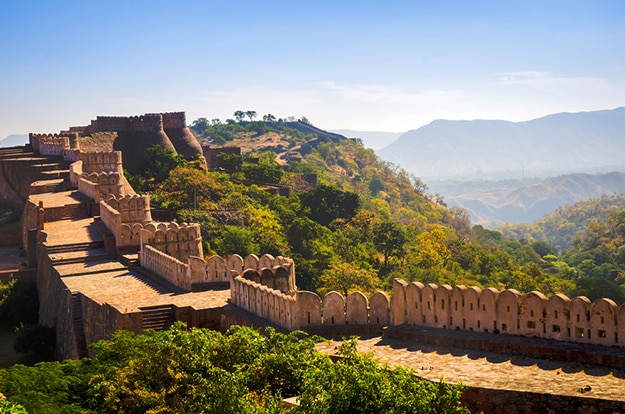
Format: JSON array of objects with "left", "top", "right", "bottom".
[{"left": 316, "top": 335, "right": 625, "bottom": 402}]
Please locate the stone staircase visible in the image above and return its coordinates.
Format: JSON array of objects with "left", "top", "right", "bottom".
[
  {"left": 47, "top": 241, "right": 113, "bottom": 265},
  {"left": 140, "top": 305, "right": 176, "bottom": 331}
]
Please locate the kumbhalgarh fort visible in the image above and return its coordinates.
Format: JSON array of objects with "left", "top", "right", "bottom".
[{"left": 2, "top": 112, "right": 625, "bottom": 413}]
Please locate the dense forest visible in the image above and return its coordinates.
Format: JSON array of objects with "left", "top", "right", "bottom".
[{"left": 126, "top": 113, "right": 625, "bottom": 303}]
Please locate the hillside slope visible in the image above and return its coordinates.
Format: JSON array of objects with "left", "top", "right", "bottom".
[
  {"left": 448, "top": 172, "right": 625, "bottom": 226},
  {"left": 378, "top": 107, "right": 625, "bottom": 180}
]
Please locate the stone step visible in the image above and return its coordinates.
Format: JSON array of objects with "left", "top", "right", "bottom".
[
  {"left": 140, "top": 305, "right": 176, "bottom": 331},
  {"left": 47, "top": 241, "right": 104, "bottom": 254}
]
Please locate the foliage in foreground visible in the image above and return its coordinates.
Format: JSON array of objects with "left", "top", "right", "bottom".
[{"left": 0, "top": 324, "right": 467, "bottom": 414}]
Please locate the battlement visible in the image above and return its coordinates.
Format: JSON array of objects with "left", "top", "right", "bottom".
[
  {"left": 102, "top": 193, "right": 152, "bottom": 224},
  {"left": 161, "top": 112, "right": 187, "bottom": 129},
  {"left": 391, "top": 279, "right": 625, "bottom": 347},
  {"left": 138, "top": 221, "right": 202, "bottom": 262},
  {"left": 77, "top": 172, "right": 124, "bottom": 201},
  {"left": 87, "top": 113, "right": 163, "bottom": 134},
  {"left": 77, "top": 151, "right": 123, "bottom": 174}
]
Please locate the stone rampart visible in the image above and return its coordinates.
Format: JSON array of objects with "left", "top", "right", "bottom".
[
  {"left": 77, "top": 177, "right": 100, "bottom": 203},
  {"left": 102, "top": 193, "right": 152, "bottom": 224},
  {"left": 87, "top": 114, "right": 164, "bottom": 134},
  {"left": 392, "top": 279, "right": 625, "bottom": 347},
  {"left": 142, "top": 245, "right": 191, "bottom": 289},
  {"left": 77, "top": 151, "right": 123, "bottom": 174},
  {"left": 230, "top": 275, "right": 297, "bottom": 330},
  {"left": 138, "top": 221, "right": 202, "bottom": 262},
  {"left": 80, "top": 172, "right": 124, "bottom": 199}
]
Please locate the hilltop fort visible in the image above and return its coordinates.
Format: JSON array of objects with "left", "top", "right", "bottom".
[{"left": 1, "top": 112, "right": 625, "bottom": 413}]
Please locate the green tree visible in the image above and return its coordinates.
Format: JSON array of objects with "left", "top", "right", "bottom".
[
  {"left": 216, "top": 152, "right": 243, "bottom": 174},
  {"left": 142, "top": 144, "right": 187, "bottom": 184},
  {"left": 242, "top": 163, "right": 283, "bottom": 185},
  {"left": 295, "top": 338, "right": 468, "bottom": 414},
  {"left": 373, "top": 221, "right": 406, "bottom": 268},
  {"left": 154, "top": 167, "right": 226, "bottom": 210},
  {"left": 189, "top": 117, "right": 209, "bottom": 135},
  {"left": 319, "top": 262, "right": 380, "bottom": 298},
  {"left": 245, "top": 110, "right": 257, "bottom": 121},
  {"left": 300, "top": 184, "right": 360, "bottom": 226},
  {"left": 233, "top": 110, "right": 245, "bottom": 122},
  {"left": 368, "top": 173, "right": 385, "bottom": 196}
]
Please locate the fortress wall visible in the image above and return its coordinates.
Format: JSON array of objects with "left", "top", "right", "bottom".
[
  {"left": 29, "top": 133, "right": 71, "bottom": 155},
  {"left": 0, "top": 157, "right": 51, "bottom": 210},
  {"left": 103, "top": 194, "right": 152, "bottom": 224},
  {"left": 78, "top": 151, "right": 123, "bottom": 174},
  {"left": 78, "top": 177, "right": 100, "bottom": 202},
  {"left": 81, "top": 171, "right": 124, "bottom": 197},
  {"left": 391, "top": 279, "right": 624, "bottom": 347},
  {"left": 140, "top": 222, "right": 202, "bottom": 261},
  {"left": 142, "top": 245, "right": 190, "bottom": 290},
  {"left": 99, "top": 198, "right": 121, "bottom": 240},
  {"left": 161, "top": 112, "right": 187, "bottom": 129},
  {"left": 231, "top": 275, "right": 296, "bottom": 330}
]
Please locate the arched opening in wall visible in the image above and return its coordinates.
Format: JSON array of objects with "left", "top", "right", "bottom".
[
  {"left": 601, "top": 316, "right": 605, "bottom": 324},
  {"left": 427, "top": 301, "right": 431, "bottom": 310},
  {"left": 501, "top": 323, "right": 507, "bottom": 332},
  {"left": 575, "top": 327, "right": 584, "bottom": 338},
  {"left": 483, "top": 304, "right": 486, "bottom": 311},
  {"left": 470, "top": 303, "right": 473, "bottom": 311},
  {"left": 477, "top": 320, "right": 481, "bottom": 329},
  {"left": 576, "top": 314, "right": 580, "bottom": 323},
  {"left": 552, "top": 324, "right": 560, "bottom": 333},
  {"left": 516, "top": 320, "right": 519, "bottom": 330},
  {"left": 527, "top": 321, "right": 536, "bottom": 329},
  {"left": 454, "top": 301, "right": 458, "bottom": 311},
  {"left": 599, "top": 330, "right": 606, "bottom": 338},
  {"left": 615, "top": 332, "right": 619, "bottom": 343},
  {"left": 441, "top": 300, "right": 444, "bottom": 310},
  {"left": 434, "top": 315, "right": 438, "bottom": 324},
  {"left": 554, "top": 310, "right": 558, "bottom": 319},
  {"left": 307, "top": 312, "right": 310, "bottom": 325},
  {"left": 587, "top": 329, "right": 591, "bottom": 339},
  {"left": 422, "top": 315, "right": 426, "bottom": 323},
  {"left": 331, "top": 316, "right": 335, "bottom": 324},
  {"left": 462, "top": 319, "right": 466, "bottom": 329}
]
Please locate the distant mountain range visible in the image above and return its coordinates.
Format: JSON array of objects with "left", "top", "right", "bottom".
[
  {"left": 447, "top": 172, "right": 625, "bottom": 227},
  {"left": 0, "top": 134, "right": 28, "bottom": 147},
  {"left": 377, "top": 107, "right": 625, "bottom": 180}
]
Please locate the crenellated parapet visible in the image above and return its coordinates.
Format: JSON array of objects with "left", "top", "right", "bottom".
[
  {"left": 233, "top": 254, "right": 296, "bottom": 294},
  {"left": 78, "top": 151, "right": 123, "bottom": 174},
  {"left": 29, "top": 133, "right": 71, "bottom": 156},
  {"left": 76, "top": 172, "right": 124, "bottom": 201},
  {"left": 138, "top": 221, "right": 202, "bottom": 262},
  {"left": 102, "top": 193, "right": 152, "bottom": 224},
  {"left": 86, "top": 113, "right": 164, "bottom": 134},
  {"left": 82, "top": 171, "right": 124, "bottom": 197},
  {"left": 229, "top": 280, "right": 391, "bottom": 331},
  {"left": 161, "top": 112, "right": 187, "bottom": 129},
  {"left": 392, "top": 279, "right": 625, "bottom": 347}
]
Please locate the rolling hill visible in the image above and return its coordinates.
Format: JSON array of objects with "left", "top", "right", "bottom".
[
  {"left": 447, "top": 172, "right": 625, "bottom": 227},
  {"left": 377, "top": 107, "right": 625, "bottom": 180}
]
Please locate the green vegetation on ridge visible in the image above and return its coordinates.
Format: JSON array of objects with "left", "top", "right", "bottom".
[{"left": 132, "top": 113, "right": 625, "bottom": 302}]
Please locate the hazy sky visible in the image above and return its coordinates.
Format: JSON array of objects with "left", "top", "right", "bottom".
[{"left": 1, "top": 0, "right": 624, "bottom": 139}]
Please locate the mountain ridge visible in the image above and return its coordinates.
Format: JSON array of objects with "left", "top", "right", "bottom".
[
  {"left": 448, "top": 171, "right": 625, "bottom": 227},
  {"left": 377, "top": 107, "right": 625, "bottom": 180}
]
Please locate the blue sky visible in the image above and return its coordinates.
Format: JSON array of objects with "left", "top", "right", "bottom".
[{"left": 1, "top": 0, "right": 624, "bottom": 139}]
